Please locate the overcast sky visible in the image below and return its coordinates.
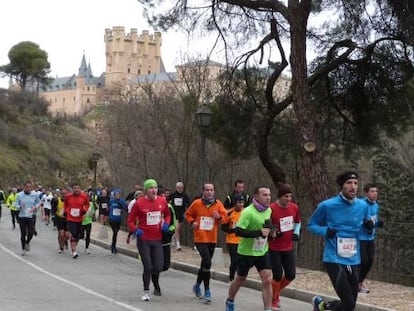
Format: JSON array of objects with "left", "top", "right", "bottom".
[{"left": 0, "top": 0, "right": 217, "bottom": 88}]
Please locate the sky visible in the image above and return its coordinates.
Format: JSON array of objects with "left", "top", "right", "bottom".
[{"left": 0, "top": 0, "right": 218, "bottom": 88}]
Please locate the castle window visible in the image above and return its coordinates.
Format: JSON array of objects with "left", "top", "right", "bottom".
[
  {"left": 138, "top": 69, "right": 141, "bottom": 74},
  {"left": 148, "top": 70, "right": 151, "bottom": 74},
  {"left": 87, "top": 86, "right": 90, "bottom": 91},
  {"left": 87, "top": 98, "right": 90, "bottom": 103},
  {"left": 128, "top": 68, "right": 131, "bottom": 73},
  {"left": 74, "top": 97, "right": 76, "bottom": 101}
]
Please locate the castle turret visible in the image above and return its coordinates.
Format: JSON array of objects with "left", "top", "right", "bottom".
[{"left": 104, "top": 26, "right": 163, "bottom": 86}]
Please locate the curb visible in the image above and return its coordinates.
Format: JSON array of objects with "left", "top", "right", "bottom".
[{"left": 90, "top": 238, "right": 394, "bottom": 311}]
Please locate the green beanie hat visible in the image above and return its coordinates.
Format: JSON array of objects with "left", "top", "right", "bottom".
[{"left": 144, "top": 179, "right": 158, "bottom": 192}]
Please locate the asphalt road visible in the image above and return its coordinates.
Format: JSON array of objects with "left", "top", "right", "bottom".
[{"left": 0, "top": 212, "right": 311, "bottom": 311}]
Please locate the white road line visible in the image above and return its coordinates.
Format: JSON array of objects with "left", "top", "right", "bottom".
[{"left": 0, "top": 243, "right": 143, "bottom": 311}]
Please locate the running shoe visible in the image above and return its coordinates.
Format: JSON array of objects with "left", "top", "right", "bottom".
[
  {"left": 141, "top": 291, "right": 150, "bottom": 301},
  {"left": 359, "top": 283, "right": 370, "bottom": 293},
  {"left": 203, "top": 288, "right": 211, "bottom": 303},
  {"left": 225, "top": 299, "right": 235, "bottom": 311},
  {"left": 33, "top": 230, "right": 37, "bottom": 236},
  {"left": 312, "top": 295, "right": 325, "bottom": 311},
  {"left": 85, "top": 248, "right": 90, "bottom": 254},
  {"left": 272, "top": 298, "right": 280, "bottom": 310},
  {"left": 58, "top": 248, "right": 63, "bottom": 254},
  {"left": 21, "top": 250, "right": 26, "bottom": 256},
  {"left": 153, "top": 288, "right": 162, "bottom": 296},
  {"left": 72, "top": 252, "right": 79, "bottom": 259},
  {"left": 25, "top": 243, "right": 30, "bottom": 252},
  {"left": 193, "top": 283, "right": 202, "bottom": 299}
]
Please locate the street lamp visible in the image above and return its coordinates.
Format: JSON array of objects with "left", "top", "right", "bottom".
[
  {"left": 92, "top": 152, "right": 101, "bottom": 192},
  {"left": 195, "top": 105, "right": 212, "bottom": 189}
]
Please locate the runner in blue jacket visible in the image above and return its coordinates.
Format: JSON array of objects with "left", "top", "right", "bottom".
[
  {"left": 358, "top": 183, "right": 384, "bottom": 293},
  {"left": 308, "top": 171, "right": 372, "bottom": 311}
]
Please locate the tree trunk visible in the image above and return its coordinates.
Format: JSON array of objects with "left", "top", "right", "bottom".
[{"left": 289, "top": 2, "right": 329, "bottom": 208}]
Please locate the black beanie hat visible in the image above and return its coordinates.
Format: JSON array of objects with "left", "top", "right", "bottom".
[
  {"left": 336, "top": 171, "right": 359, "bottom": 188},
  {"left": 277, "top": 184, "right": 292, "bottom": 198}
]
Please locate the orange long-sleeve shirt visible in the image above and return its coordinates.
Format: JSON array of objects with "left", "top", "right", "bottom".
[
  {"left": 223, "top": 207, "right": 243, "bottom": 244},
  {"left": 185, "top": 198, "right": 228, "bottom": 243}
]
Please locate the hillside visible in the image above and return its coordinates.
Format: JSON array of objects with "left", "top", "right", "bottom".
[{"left": 0, "top": 89, "right": 99, "bottom": 189}]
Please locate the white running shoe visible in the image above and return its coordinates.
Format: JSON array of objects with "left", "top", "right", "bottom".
[
  {"left": 141, "top": 291, "right": 150, "bottom": 301},
  {"left": 72, "top": 252, "right": 79, "bottom": 259}
]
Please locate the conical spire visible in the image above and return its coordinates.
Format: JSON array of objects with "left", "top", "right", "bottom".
[{"left": 78, "top": 53, "right": 88, "bottom": 77}]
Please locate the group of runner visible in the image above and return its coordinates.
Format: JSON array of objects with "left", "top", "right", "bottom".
[{"left": 2, "top": 172, "right": 382, "bottom": 311}]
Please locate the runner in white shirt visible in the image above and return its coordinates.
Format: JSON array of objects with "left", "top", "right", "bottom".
[{"left": 40, "top": 191, "right": 54, "bottom": 225}]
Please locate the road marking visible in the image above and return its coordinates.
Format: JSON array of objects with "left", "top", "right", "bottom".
[{"left": 0, "top": 243, "right": 143, "bottom": 311}]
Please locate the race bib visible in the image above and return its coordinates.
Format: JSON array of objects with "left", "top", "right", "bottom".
[
  {"left": 112, "top": 208, "right": 121, "bottom": 216},
  {"left": 231, "top": 221, "right": 237, "bottom": 229},
  {"left": 101, "top": 203, "right": 108, "bottom": 209},
  {"left": 253, "top": 237, "right": 267, "bottom": 251},
  {"left": 26, "top": 208, "right": 33, "bottom": 217},
  {"left": 337, "top": 238, "right": 357, "bottom": 258},
  {"left": 200, "top": 216, "right": 214, "bottom": 231},
  {"left": 280, "top": 216, "right": 294, "bottom": 232},
  {"left": 174, "top": 198, "right": 183, "bottom": 207},
  {"left": 71, "top": 208, "right": 80, "bottom": 217},
  {"left": 147, "top": 211, "right": 161, "bottom": 225}
]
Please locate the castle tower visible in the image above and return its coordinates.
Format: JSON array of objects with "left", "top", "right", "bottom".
[{"left": 104, "top": 26, "right": 162, "bottom": 86}]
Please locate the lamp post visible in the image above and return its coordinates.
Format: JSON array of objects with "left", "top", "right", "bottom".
[
  {"left": 195, "top": 105, "right": 212, "bottom": 189},
  {"left": 92, "top": 152, "right": 101, "bottom": 192}
]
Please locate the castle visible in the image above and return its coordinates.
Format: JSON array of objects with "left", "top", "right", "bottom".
[
  {"left": 41, "top": 26, "right": 291, "bottom": 117},
  {"left": 42, "top": 26, "right": 164, "bottom": 116}
]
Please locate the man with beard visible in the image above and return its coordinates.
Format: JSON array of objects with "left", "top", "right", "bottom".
[{"left": 308, "top": 171, "right": 371, "bottom": 311}]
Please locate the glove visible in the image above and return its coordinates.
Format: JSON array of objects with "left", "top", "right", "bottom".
[
  {"left": 377, "top": 220, "right": 384, "bottom": 228},
  {"left": 293, "top": 234, "right": 300, "bottom": 241},
  {"left": 326, "top": 228, "right": 337, "bottom": 239},
  {"left": 162, "top": 222, "right": 169, "bottom": 233},
  {"left": 363, "top": 219, "right": 374, "bottom": 230},
  {"left": 135, "top": 228, "right": 144, "bottom": 238},
  {"left": 275, "top": 230, "right": 284, "bottom": 238},
  {"left": 363, "top": 219, "right": 374, "bottom": 234}
]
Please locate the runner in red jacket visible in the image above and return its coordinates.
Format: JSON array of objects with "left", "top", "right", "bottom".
[
  {"left": 127, "top": 179, "right": 170, "bottom": 302},
  {"left": 64, "top": 183, "right": 90, "bottom": 259},
  {"left": 269, "top": 184, "right": 301, "bottom": 310}
]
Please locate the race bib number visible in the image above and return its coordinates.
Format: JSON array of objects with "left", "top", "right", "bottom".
[
  {"left": 71, "top": 208, "right": 80, "bottom": 217},
  {"left": 231, "top": 221, "right": 237, "bottom": 229},
  {"left": 253, "top": 237, "right": 267, "bottom": 251},
  {"left": 337, "top": 238, "right": 357, "bottom": 258},
  {"left": 173, "top": 198, "right": 183, "bottom": 207},
  {"left": 280, "top": 216, "right": 294, "bottom": 232},
  {"left": 101, "top": 203, "right": 108, "bottom": 209},
  {"left": 112, "top": 208, "right": 121, "bottom": 216},
  {"left": 147, "top": 211, "right": 161, "bottom": 225},
  {"left": 200, "top": 216, "right": 214, "bottom": 231},
  {"left": 26, "top": 208, "right": 33, "bottom": 217}
]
